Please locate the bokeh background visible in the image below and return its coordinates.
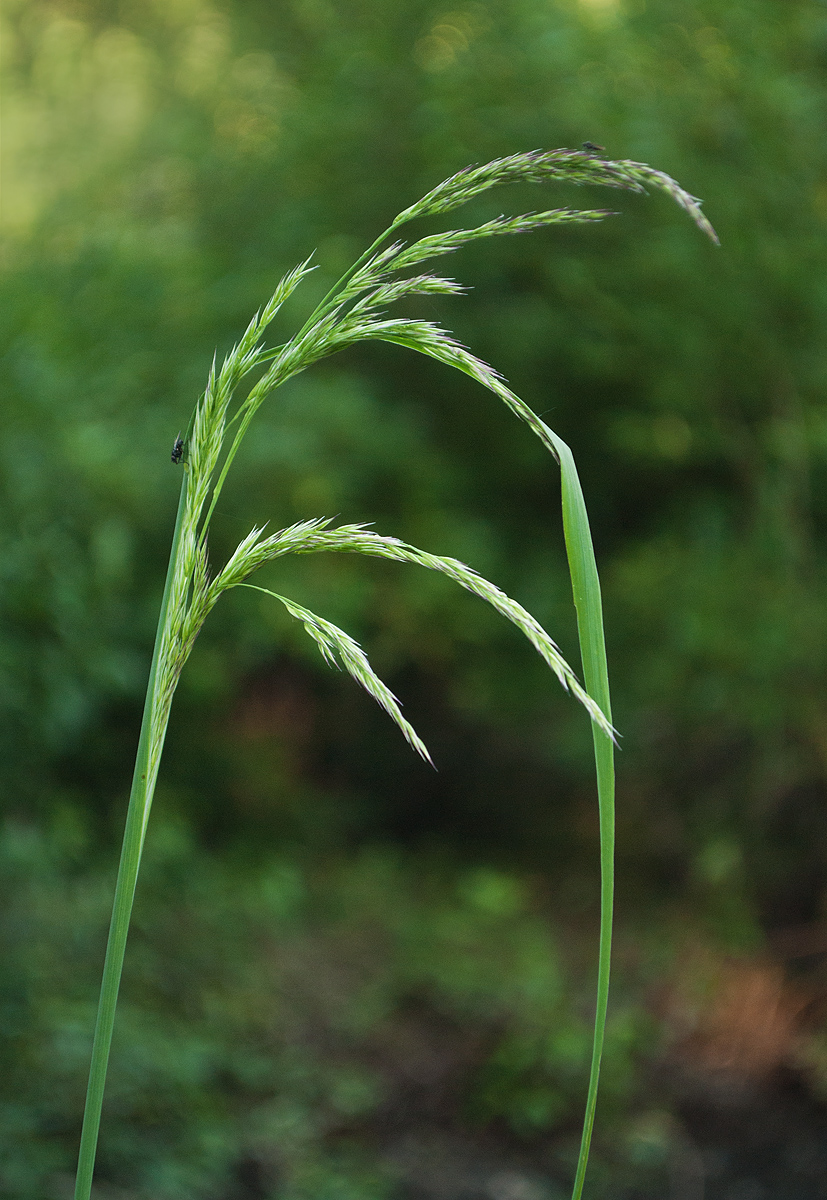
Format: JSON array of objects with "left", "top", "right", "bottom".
[{"left": 3, "top": 0, "right": 827, "bottom": 1197}]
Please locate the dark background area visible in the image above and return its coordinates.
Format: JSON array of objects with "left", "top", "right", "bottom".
[{"left": 3, "top": 0, "right": 827, "bottom": 1196}]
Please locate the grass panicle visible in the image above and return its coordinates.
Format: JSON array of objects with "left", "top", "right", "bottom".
[{"left": 74, "top": 149, "right": 716, "bottom": 1200}]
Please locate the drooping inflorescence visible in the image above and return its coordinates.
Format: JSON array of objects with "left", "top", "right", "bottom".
[{"left": 152, "top": 148, "right": 716, "bottom": 768}]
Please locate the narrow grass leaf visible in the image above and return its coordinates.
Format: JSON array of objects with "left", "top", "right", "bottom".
[{"left": 545, "top": 429, "right": 616, "bottom": 1200}]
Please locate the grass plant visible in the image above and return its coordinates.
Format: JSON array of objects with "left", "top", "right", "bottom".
[{"left": 74, "top": 149, "right": 716, "bottom": 1200}]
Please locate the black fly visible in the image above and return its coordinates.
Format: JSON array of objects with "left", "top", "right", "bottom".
[
  {"left": 582, "top": 141, "right": 606, "bottom": 154},
  {"left": 171, "top": 433, "right": 184, "bottom": 465}
]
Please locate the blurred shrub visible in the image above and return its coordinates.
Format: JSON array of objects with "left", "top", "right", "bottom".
[
  {"left": 0, "top": 815, "right": 658, "bottom": 1200},
  {"left": 1, "top": 0, "right": 826, "bottom": 921}
]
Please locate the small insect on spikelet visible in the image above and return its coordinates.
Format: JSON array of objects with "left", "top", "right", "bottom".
[{"left": 74, "top": 148, "right": 717, "bottom": 1200}]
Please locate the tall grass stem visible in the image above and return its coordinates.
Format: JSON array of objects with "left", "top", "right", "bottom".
[{"left": 73, "top": 476, "right": 189, "bottom": 1200}]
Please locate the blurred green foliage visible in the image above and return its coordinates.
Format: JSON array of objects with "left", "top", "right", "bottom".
[
  {"left": 3, "top": 0, "right": 827, "bottom": 1193},
  {"left": 0, "top": 815, "right": 656, "bottom": 1199}
]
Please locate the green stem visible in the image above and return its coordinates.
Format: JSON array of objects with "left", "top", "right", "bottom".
[
  {"left": 74, "top": 474, "right": 190, "bottom": 1200},
  {"left": 299, "top": 215, "right": 407, "bottom": 327}
]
